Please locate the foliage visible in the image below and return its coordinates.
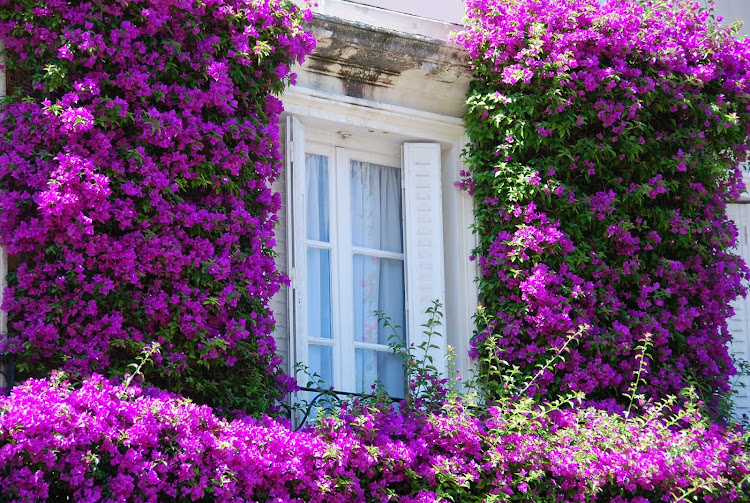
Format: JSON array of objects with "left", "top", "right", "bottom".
[
  {"left": 0, "top": 0, "right": 315, "bottom": 414},
  {"left": 0, "top": 365, "right": 748, "bottom": 502},
  {"left": 453, "top": 0, "right": 750, "bottom": 412},
  {"left": 385, "top": 300, "right": 453, "bottom": 414}
]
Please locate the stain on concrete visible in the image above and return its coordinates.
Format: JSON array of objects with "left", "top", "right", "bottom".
[{"left": 304, "top": 16, "right": 471, "bottom": 101}]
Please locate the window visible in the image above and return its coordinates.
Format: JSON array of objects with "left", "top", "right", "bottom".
[{"left": 286, "top": 116, "right": 446, "bottom": 398}]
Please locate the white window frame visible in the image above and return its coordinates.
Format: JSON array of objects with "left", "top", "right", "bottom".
[
  {"left": 337, "top": 145, "right": 406, "bottom": 392},
  {"left": 283, "top": 87, "right": 479, "bottom": 402},
  {"left": 294, "top": 136, "right": 407, "bottom": 393}
]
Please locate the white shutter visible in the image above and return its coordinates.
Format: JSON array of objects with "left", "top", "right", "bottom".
[
  {"left": 727, "top": 203, "right": 750, "bottom": 419},
  {"left": 402, "top": 143, "right": 446, "bottom": 376},
  {"left": 287, "top": 116, "right": 307, "bottom": 370}
]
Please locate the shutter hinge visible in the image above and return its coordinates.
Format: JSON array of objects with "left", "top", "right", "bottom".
[
  {"left": 289, "top": 267, "right": 297, "bottom": 291},
  {"left": 289, "top": 140, "right": 295, "bottom": 164}
]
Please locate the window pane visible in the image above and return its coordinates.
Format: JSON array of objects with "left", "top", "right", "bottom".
[
  {"left": 352, "top": 254, "right": 405, "bottom": 345},
  {"left": 306, "top": 153, "right": 329, "bottom": 242},
  {"left": 308, "top": 344, "right": 333, "bottom": 389},
  {"left": 351, "top": 160, "right": 402, "bottom": 252},
  {"left": 307, "top": 247, "right": 332, "bottom": 340},
  {"left": 356, "top": 348, "right": 404, "bottom": 398}
]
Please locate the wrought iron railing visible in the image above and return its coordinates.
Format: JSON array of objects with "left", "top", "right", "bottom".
[
  {"left": 0, "top": 363, "right": 401, "bottom": 416},
  {"left": 0, "top": 355, "right": 14, "bottom": 397},
  {"left": 293, "top": 386, "right": 402, "bottom": 431}
]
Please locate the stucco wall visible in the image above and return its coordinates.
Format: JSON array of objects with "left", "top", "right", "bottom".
[
  {"left": 713, "top": 0, "right": 750, "bottom": 37},
  {"left": 310, "top": 0, "right": 750, "bottom": 35},
  {"left": 343, "top": 0, "right": 464, "bottom": 24}
]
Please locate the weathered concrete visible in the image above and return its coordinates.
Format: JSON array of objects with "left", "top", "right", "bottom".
[{"left": 296, "top": 14, "right": 472, "bottom": 118}]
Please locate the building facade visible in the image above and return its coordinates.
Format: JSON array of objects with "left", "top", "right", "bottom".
[
  {"left": 277, "top": 0, "right": 750, "bottom": 418},
  {"left": 0, "top": 0, "right": 749, "bottom": 416},
  {"left": 274, "top": 1, "right": 477, "bottom": 403}
]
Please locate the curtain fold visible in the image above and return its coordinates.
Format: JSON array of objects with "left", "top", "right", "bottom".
[{"left": 351, "top": 160, "right": 405, "bottom": 397}]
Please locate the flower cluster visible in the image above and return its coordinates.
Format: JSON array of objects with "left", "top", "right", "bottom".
[
  {"left": 0, "top": 0, "right": 315, "bottom": 413},
  {"left": 1, "top": 375, "right": 748, "bottom": 502},
  {"left": 455, "top": 0, "right": 750, "bottom": 411}
]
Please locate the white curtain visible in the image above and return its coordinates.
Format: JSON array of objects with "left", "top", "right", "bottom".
[
  {"left": 351, "top": 160, "right": 405, "bottom": 397},
  {"left": 306, "top": 154, "right": 329, "bottom": 243},
  {"left": 306, "top": 154, "right": 333, "bottom": 389}
]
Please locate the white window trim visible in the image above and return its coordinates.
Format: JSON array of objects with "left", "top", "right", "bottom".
[
  {"left": 289, "top": 121, "right": 414, "bottom": 394},
  {"left": 291, "top": 130, "right": 410, "bottom": 393},
  {"left": 283, "top": 86, "right": 478, "bottom": 393}
]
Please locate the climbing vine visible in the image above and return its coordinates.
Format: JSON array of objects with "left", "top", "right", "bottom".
[
  {"left": 455, "top": 0, "right": 750, "bottom": 411},
  {"left": 0, "top": 0, "right": 315, "bottom": 414}
]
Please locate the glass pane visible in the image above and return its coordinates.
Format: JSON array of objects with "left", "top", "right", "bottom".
[
  {"left": 351, "top": 160, "right": 402, "bottom": 252},
  {"left": 307, "top": 247, "right": 332, "bottom": 340},
  {"left": 356, "top": 348, "right": 404, "bottom": 398},
  {"left": 352, "top": 254, "right": 405, "bottom": 345},
  {"left": 306, "top": 153, "right": 329, "bottom": 242},
  {"left": 308, "top": 344, "right": 333, "bottom": 389}
]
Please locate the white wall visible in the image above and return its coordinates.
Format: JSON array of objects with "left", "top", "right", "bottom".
[
  {"left": 323, "top": 0, "right": 750, "bottom": 34},
  {"left": 342, "top": 0, "right": 464, "bottom": 24},
  {"left": 712, "top": 0, "right": 750, "bottom": 37},
  {"left": 306, "top": 0, "right": 750, "bottom": 40}
]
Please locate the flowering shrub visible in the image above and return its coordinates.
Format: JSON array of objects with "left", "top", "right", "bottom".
[
  {"left": 0, "top": 0, "right": 314, "bottom": 413},
  {"left": 454, "top": 0, "right": 750, "bottom": 410},
  {"left": 1, "top": 374, "right": 748, "bottom": 502}
]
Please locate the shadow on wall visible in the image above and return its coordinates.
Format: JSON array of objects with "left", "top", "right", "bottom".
[
  {"left": 705, "top": 0, "right": 748, "bottom": 37},
  {"left": 337, "top": 0, "right": 465, "bottom": 24}
]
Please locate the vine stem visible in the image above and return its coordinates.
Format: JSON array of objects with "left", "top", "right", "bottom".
[
  {"left": 626, "top": 333, "right": 652, "bottom": 418},
  {"left": 123, "top": 343, "right": 161, "bottom": 389},
  {"left": 519, "top": 325, "right": 586, "bottom": 397}
]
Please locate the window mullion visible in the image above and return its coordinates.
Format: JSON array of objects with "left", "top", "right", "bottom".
[
  {"left": 351, "top": 246, "right": 404, "bottom": 261},
  {"left": 353, "top": 341, "right": 393, "bottom": 352},
  {"left": 307, "top": 239, "right": 334, "bottom": 250}
]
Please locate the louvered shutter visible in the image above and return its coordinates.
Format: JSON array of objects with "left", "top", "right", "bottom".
[
  {"left": 287, "top": 116, "right": 308, "bottom": 369},
  {"left": 727, "top": 203, "right": 750, "bottom": 419},
  {"left": 402, "top": 143, "right": 447, "bottom": 376}
]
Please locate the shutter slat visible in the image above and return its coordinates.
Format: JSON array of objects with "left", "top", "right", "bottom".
[{"left": 402, "top": 143, "right": 446, "bottom": 376}]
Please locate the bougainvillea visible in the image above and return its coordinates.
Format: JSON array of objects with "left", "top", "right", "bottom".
[
  {"left": 454, "top": 0, "right": 750, "bottom": 410},
  {"left": 1, "top": 374, "right": 748, "bottom": 502},
  {"left": 0, "top": 0, "right": 315, "bottom": 413}
]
